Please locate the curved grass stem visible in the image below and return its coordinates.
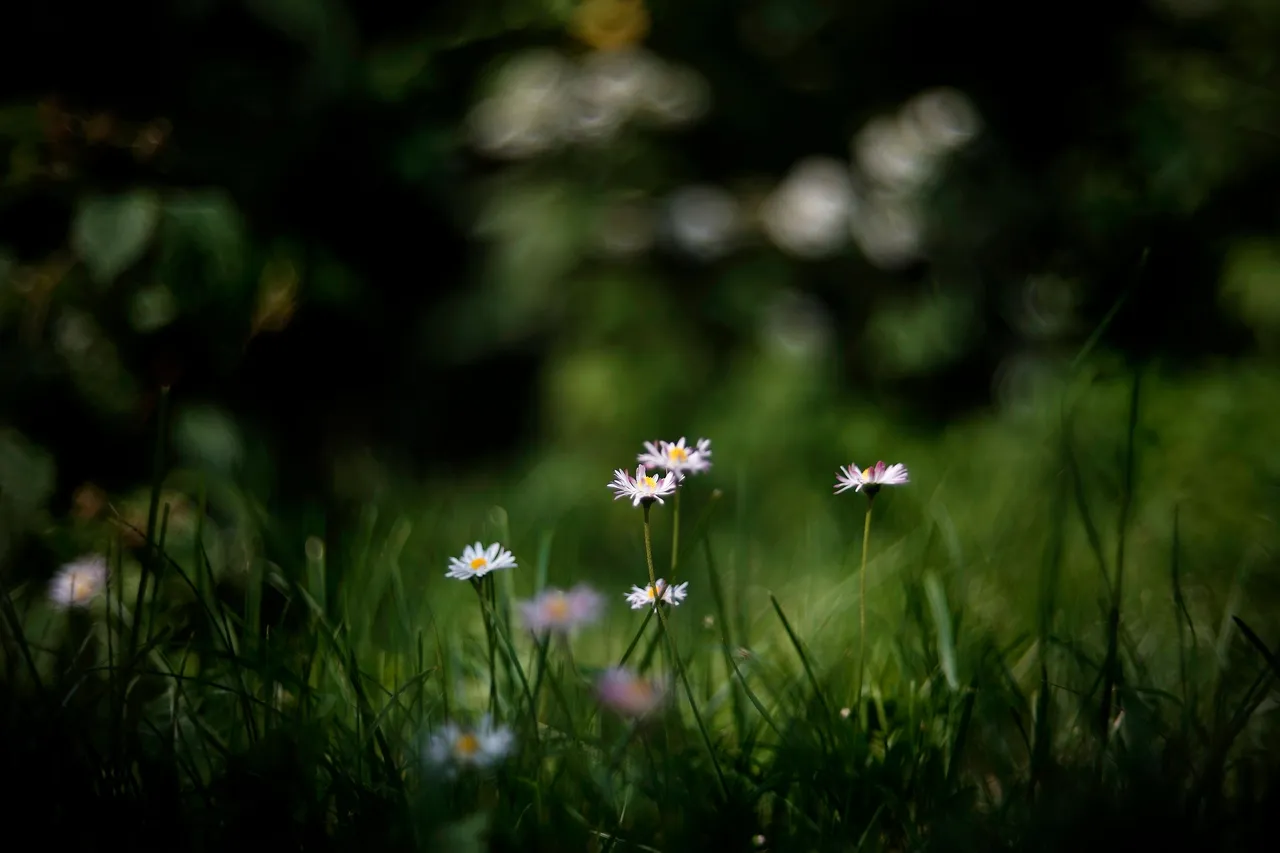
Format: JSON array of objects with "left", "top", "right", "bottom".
[{"left": 657, "top": 597, "right": 727, "bottom": 801}]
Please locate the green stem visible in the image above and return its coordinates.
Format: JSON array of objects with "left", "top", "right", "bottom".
[
  {"left": 530, "top": 633, "right": 551, "bottom": 720},
  {"left": 619, "top": 610, "right": 654, "bottom": 666},
  {"left": 475, "top": 577, "right": 498, "bottom": 718},
  {"left": 857, "top": 497, "right": 874, "bottom": 717},
  {"left": 558, "top": 632, "right": 581, "bottom": 679},
  {"left": 670, "top": 488, "right": 681, "bottom": 577},
  {"left": 642, "top": 502, "right": 657, "bottom": 587}
]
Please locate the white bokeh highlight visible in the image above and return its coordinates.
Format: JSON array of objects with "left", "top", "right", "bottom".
[{"left": 760, "top": 157, "right": 854, "bottom": 259}]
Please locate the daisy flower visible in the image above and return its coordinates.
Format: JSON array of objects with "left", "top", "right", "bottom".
[
  {"left": 834, "top": 461, "right": 909, "bottom": 497},
  {"left": 638, "top": 436, "right": 712, "bottom": 479},
  {"left": 596, "top": 666, "right": 669, "bottom": 718},
  {"left": 49, "top": 555, "right": 108, "bottom": 609},
  {"left": 426, "top": 716, "right": 514, "bottom": 774},
  {"left": 518, "top": 585, "right": 604, "bottom": 636},
  {"left": 446, "top": 542, "right": 517, "bottom": 581},
  {"left": 624, "top": 577, "right": 688, "bottom": 610},
  {"left": 607, "top": 465, "right": 677, "bottom": 507}
]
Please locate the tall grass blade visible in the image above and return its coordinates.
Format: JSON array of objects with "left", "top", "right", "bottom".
[
  {"left": 534, "top": 530, "right": 554, "bottom": 594},
  {"left": 1170, "top": 506, "right": 1197, "bottom": 721},
  {"left": 769, "top": 592, "right": 833, "bottom": 721},
  {"left": 1069, "top": 246, "right": 1147, "bottom": 372},
  {"left": 703, "top": 533, "right": 744, "bottom": 739},
  {"left": 1232, "top": 616, "right": 1280, "bottom": 679},
  {"left": 1096, "top": 366, "right": 1141, "bottom": 769},
  {"left": 656, "top": 608, "right": 728, "bottom": 800},
  {"left": 1033, "top": 463, "right": 1067, "bottom": 792},
  {"left": 130, "top": 384, "right": 170, "bottom": 663},
  {"left": 923, "top": 571, "right": 958, "bottom": 691},
  {"left": 618, "top": 610, "right": 654, "bottom": 666}
]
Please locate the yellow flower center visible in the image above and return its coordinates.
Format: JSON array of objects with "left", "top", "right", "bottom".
[
  {"left": 454, "top": 733, "right": 480, "bottom": 758},
  {"left": 627, "top": 680, "right": 654, "bottom": 702},
  {"left": 646, "top": 586, "right": 656, "bottom": 599},
  {"left": 469, "top": 557, "right": 488, "bottom": 571},
  {"left": 642, "top": 475, "right": 657, "bottom": 488},
  {"left": 546, "top": 596, "right": 570, "bottom": 621},
  {"left": 668, "top": 446, "right": 688, "bottom": 463},
  {"left": 71, "top": 574, "right": 93, "bottom": 602},
  {"left": 571, "top": 0, "right": 651, "bottom": 52}
]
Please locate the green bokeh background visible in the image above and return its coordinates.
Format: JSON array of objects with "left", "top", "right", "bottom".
[{"left": 2, "top": 0, "right": 1280, "bottom": 655}]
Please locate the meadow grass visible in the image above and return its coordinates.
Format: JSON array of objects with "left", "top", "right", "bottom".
[{"left": 2, "top": 369, "right": 1279, "bottom": 852}]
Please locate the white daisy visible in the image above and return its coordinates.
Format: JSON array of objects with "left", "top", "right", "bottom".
[
  {"left": 607, "top": 465, "right": 677, "bottom": 507},
  {"left": 518, "top": 585, "right": 604, "bottom": 636},
  {"left": 834, "top": 461, "right": 910, "bottom": 497},
  {"left": 637, "top": 436, "right": 712, "bottom": 479},
  {"left": 48, "top": 555, "right": 108, "bottom": 609},
  {"left": 426, "top": 716, "right": 514, "bottom": 774},
  {"left": 624, "top": 577, "right": 688, "bottom": 610},
  {"left": 596, "top": 666, "right": 669, "bottom": 718},
  {"left": 446, "top": 542, "right": 517, "bottom": 581}
]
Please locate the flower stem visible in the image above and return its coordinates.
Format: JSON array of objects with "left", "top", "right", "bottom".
[
  {"left": 642, "top": 502, "right": 657, "bottom": 588},
  {"left": 475, "top": 576, "right": 498, "bottom": 718},
  {"left": 670, "top": 487, "right": 682, "bottom": 577},
  {"left": 530, "top": 633, "right": 550, "bottom": 719},
  {"left": 857, "top": 497, "right": 874, "bottom": 719}
]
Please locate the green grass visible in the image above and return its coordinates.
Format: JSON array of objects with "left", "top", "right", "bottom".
[{"left": 2, "top": 370, "right": 1279, "bottom": 852}]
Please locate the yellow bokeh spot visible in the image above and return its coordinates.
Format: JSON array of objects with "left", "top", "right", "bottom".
[
  {"left": 454, "top": 733, "right": 480, "bottom": 757},
  {"left": 571, "top": 0, "right": 650, "bottom": 52},
  {"left": 469, "top": 557, "right": 488, "bottom": 571}
]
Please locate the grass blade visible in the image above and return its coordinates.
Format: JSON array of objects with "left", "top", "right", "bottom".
[
  {"left": 768, "top": 592, "right": 833, "bottom": 721},
  {"left": 923, "top": 571, "right": 958, "bottom": 692},
  {"left": 1232, "top": 616, "right": 1280, "bottom": 679}
]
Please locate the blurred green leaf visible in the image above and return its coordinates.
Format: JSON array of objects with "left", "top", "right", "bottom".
[
  {"left": 431, "top": 810, "right": 490, "bottom": 853},
  {"left": 0, "top": 429, "right": 55, "bottom": 564},
  {"left": 174, "top": 406, "right": 244, "bottom": 473},
  {"left": 367, "top": 43, "right": 432, "bottom": 102},
  {"left": 160, "top": 191, "right": 248, "bottom": 293},
  {"left": 245, "top": 0, "right": 337, "bottom": 46},
  {"left": 71, "top": 190, "right": 162, "bottom": 286},
  {"left": 129, "top": 284, "right": 178, "bottom": 332},
  {"left": 0, "top": 429, "right": 55, "bottom": 517},
  {"left": 1220, "top": 239, "right": 1280, "bottom": 336}
]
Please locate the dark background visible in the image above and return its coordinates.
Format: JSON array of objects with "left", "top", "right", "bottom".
[{"left": 0, "top": 0, "right": 1276, "bottom": 529}]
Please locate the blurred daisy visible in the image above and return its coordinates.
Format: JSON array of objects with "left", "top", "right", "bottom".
[
  {"left": 638, "top": 436, "right": 712, "bottom": 479},
  {"left": 596, "top": 666, "right": 669, "bottom": 718},
  {"left": 426, "top": 716, "right": 514, "bottom": 774},
  {"left": 446, "top": 542, "right": 517, "bottom": 581},
  {"left": 519, "top": 585, "right": 605, "bottom": 636},
  {"left": 625, "top": 577, "right": 688, "bottom": 610},
  {"left": 608, "top": 465, "right": 677, "bottom": 506},
  {"left": 49, "top": 555, "right": 107, "bottom": 608},
  {"left": 834, "top": 461, "right": 910, "bottom": 497}
]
